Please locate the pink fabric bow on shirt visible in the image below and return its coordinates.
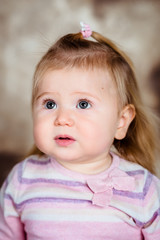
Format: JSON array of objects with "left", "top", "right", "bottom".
[{"left": 87, "top": 168, "right": 135, "bottom": 207}]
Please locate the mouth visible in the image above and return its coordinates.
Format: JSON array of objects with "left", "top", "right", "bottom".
[{"left": 54, "top": 135, "right": 75, "bottom": 146}]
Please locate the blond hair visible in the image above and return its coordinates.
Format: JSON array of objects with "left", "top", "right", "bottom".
[{"left": 30, "top": 31, "right": 159, "bottom": 174}]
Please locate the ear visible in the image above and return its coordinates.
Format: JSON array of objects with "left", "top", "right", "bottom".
[{"left": 115, "top": 104, "right": 135, "bottom": 140}]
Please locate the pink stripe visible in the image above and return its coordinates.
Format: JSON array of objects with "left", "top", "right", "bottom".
[
  {"left": 18, "top": 200, "right": 91, "bottom": 210},
  {"left": 113, "top": 193, "right": 143, "bottom": 207},
  {"left": 24, "top": 220, "right": 142, "bottom": 240},
  {"left": 0, "top": 206, "right": 25, "bottom": 239}
]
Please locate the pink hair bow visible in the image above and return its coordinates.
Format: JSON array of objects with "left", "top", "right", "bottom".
[{"left": 80, "top": 21, "right": 92, "bottom": 38}]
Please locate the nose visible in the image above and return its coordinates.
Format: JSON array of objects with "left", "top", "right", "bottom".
[{"left": 54, "top": 108, "right": 74, "bottom": 127}]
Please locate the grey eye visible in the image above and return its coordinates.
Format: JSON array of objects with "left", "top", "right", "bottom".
[
  {"left": 77, "top": 100, "right": 91, "bottom": 109},
  {"left": 45, "top": 100, "right": 57, "bottom": 109}
]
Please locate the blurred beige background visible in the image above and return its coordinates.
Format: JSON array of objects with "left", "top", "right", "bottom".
[{"left": 0, "top": 0, "right": 160, "bottom": 184}]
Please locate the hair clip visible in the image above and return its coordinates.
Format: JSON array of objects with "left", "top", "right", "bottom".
[{"left": 80, "top": 21, "right": 92, "bottom": 38}]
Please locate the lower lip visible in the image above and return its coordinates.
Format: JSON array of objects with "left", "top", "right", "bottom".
[{"left": 55, "top": 138, "right": 75, "bottom": 147}]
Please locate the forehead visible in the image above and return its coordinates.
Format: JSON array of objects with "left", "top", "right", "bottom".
[{"left": 37, "top": 67, "right": 116, "bottom": 94}]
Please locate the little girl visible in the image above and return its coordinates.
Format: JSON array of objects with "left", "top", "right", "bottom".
[{"left": 0, "top": 22, "right": 160, "bottom": 239}]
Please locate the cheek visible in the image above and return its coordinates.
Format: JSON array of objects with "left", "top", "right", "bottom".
[
  {"left": 78, "top": 117, "right": 105, "bottom": 140},
  {"left": 33, "top": 123, "right": 43, "bottom": 147},
  {"left": 83, "top": 113, "right": 118, "bottom": 141},
  {"left": 33, "top": 117, "right": 49, "bottom": 147},
  {"left": 33, "top": 111, "right": 52, "bottom": 134}
]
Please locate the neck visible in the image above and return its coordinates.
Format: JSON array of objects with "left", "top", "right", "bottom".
[{"left": 56, "top": 154, "right": 112, "bottom": 175}]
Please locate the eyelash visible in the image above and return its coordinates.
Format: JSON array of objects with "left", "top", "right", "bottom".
[
  {"left": 77, "top": 99, "right": 92, "bottom": 109},
  {"left": 42, "top": 98, "right": 56, "bottom": 109}
]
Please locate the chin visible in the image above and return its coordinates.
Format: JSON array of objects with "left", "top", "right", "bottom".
[{"left": 50, "top": 153, "right": 79, "bottom": 162}]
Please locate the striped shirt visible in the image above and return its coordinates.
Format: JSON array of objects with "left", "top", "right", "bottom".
[{"left": 0, "top": 153, "right": 160, "bottom": 239}]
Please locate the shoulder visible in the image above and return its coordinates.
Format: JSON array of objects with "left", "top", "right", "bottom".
[
  {"left": 0, "top": 155, "right": 52, "bottom": 205},
  {"left": 1, "top": 155, "right": 51, "bottom": 190},
  {"left": 15, "top": 154, "right": 53, "bottom": 182},
  {"left": 111, "top": 153, "right": 160, "bottom": 226},
  {"left": 117, "top": 154, "right": 160, "bottom": 192},
  {"left": 111, "top": 152, "right": 160, "bottom": 204},
  {"left": 115, "top": 154, "right": 160, "bottom": 217},
  {"left": 119, "top": 154, "right": 159, "bottom": 180},
  {"left": 18, "top": 154, "right": 51, "bottom": 170}
]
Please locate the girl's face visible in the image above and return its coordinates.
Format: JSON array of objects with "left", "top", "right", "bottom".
[{"left": 33, "top": 68, "right": 133, "bottom": 171}]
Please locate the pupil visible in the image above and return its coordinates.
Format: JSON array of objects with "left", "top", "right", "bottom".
[
  {"left": 80, "top": 101, "right": 88, "bottom": 109},
  {"left": 46, "top": 101, "right": 55, "bottom": 109}
]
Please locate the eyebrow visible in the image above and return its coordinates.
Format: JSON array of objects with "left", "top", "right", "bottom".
[
  {"left": 71, "top": 91, "right": 101, "bottom": 101},
  {"left": 35, "top": 92, "right": 60, "bottom": 101},
  {"left": 35, "top": 91, "right": 100, "bottom": 101}
]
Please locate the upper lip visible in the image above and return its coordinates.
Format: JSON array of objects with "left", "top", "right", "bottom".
[{"left": 54, "top": 135, "right": 75, "bottom": 140}]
